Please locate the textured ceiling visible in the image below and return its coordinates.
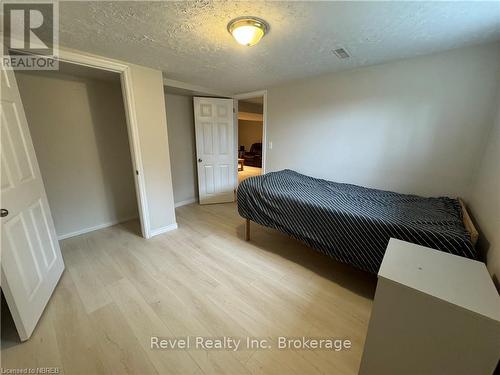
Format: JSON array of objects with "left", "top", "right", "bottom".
[{"left": 58, "top": 1, "right": 500, "bottom": 93}]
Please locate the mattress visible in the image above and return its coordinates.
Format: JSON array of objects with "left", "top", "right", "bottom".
[{"left": 237, "top": 169, "right": 476, "bottom": 274}]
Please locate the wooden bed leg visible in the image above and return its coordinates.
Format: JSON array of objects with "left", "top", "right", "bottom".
[{"left": 245, "top": 219, "right": 250, "bottom": 241}]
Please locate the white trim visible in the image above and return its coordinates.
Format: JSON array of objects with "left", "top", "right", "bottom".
[
  {"left": 163, "top": 78, "right": 231, "bottom": 98},
  {"left": 233, "top": 90, "right": 267, "bottom": 100},
  {"left": 233, "top": 90, "right": 268, "bottom": 174},
  {"left": 57, "top": 50, "right": 128, "bottom": 73},
  {"left": 57, "top": 216, "right": 138, "bottom": 240},
  {"left": 233, "top": 99, "right": 239, "bottom": 193},
  {"left": 174, "top": 198, "right": 197, "bottom": 208},
  {"left": 54, "top": 47, "right": 151, "bottom": 239},
  {"left": 149, "top": 223, "right": 178, "bottom": 237}
]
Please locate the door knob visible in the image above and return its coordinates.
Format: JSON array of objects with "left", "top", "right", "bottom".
[
  {"left": 198, "top": 158, "right": 202, "bottom": 162},
  {"left": 1, "top": 209, "right": 8, "bottom": 218}
]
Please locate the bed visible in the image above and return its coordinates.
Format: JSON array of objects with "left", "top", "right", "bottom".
[{"left": 237, "top": 169, "right": 478, "bottom": 274}]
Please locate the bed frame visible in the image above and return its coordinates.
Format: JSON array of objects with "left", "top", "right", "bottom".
[
  {"left": 245, "top": 199, "right": 479, "bottom": 248},
  {"left": 245, "top": 218, "right": 251, "bottom": 241},
  {"left": 458, "top": 198, "right": 479, "bottom": 248}
]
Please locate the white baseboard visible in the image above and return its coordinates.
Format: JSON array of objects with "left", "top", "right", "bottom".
[
  {"left": 174, "top": 198, "right": 197, "bottom": 208},
  {"left": 57, "top": 215, "right": 138, "bottom": 240},
  {"left": 149, "top": 223, "right": 178, "bottom": 237}
]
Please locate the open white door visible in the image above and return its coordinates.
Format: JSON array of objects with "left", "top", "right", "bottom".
[
  {"left": 194, "top": 97, "right": 236, "bottom": 204},
  {"left": 1, "top": 66, "right": 65, "bottom": 341}
]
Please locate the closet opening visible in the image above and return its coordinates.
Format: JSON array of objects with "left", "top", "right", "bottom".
[{"left": 14, "top": 62, "right": 142, "bottom": 240}]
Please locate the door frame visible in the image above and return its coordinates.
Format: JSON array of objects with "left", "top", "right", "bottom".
[
  {"left": 9, "top": 47, "right": 151, "bottom": 238},
  {"left": 233, "top": 90, "right": 268, "bottom": 174}
]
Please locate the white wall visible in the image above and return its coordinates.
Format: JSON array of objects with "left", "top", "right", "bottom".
[
  {"left": 469, "top": 90, "right": 500, "bottom": 282},
  {"left": 266, "top": 43, "right": 500, "bottom": 198},
  {"left": 164, "top": 93, "right": 198, "bottom": 205},
  {"left": 16, "top": 72, "right": 138, "bottom": 239}
]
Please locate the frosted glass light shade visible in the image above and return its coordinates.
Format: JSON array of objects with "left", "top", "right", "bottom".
[{"left": 228, "top": 17, "right": 268, "bottom": 46}]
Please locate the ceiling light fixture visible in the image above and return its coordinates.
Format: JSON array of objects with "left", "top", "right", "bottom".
[{"left": 227, "top": 17, "right": 269, "bottom": 46}]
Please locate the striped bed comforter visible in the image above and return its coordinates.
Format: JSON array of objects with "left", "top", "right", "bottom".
[{"left": 237, "top": 169, "right": 476, "bottom": 274}]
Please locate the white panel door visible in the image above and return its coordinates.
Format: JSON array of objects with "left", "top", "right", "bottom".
[
  {"left": 194, "top": 97, "right": 236, "bottom": 204},
  {"left": 0, "top": 66, "right": 64, "bottom": 341}
]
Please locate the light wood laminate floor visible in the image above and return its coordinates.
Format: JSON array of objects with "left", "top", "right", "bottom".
[
  {"left": 1, "top": 203, "right": 376, "bottom": 375},
  {"left": 238, "top": 166, "right": 261, "bottom": 184}
]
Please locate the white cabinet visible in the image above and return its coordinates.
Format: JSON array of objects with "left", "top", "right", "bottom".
[{"left": 359, "top": 238, "right": 500, "bottom": 375}]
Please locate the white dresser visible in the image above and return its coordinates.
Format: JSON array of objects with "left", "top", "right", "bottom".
[{"left": 359, "top": 238, "right": 500, "bottom": 375}]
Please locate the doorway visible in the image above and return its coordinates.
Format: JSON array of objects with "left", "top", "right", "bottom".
[
  {"left": 163, "top": 86, "right": 236, "bottom": 207},
  {"left": 1, "top": 48, "right": 173, "bottom": 341},
  {"left": 235, "top": 91, "right": 267, "bottom": 185},
  {"left": 1, "top": 60, "right": 143, "bottom": 342},
  {"left": 162, "top": 89, "right": 268, "bottom": 207},
  {"left": 14, "top": 62, "right": 141, "bottom": 239}
]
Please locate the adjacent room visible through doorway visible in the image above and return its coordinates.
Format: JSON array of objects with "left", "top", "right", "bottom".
[{"left": 237, "top": 95, "right": 264, "bottom": 184}]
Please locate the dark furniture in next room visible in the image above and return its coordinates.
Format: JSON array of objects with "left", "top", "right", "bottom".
[{"left": 242, "top": 143, "right": 262, "bottom": 167}]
